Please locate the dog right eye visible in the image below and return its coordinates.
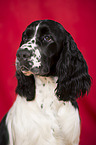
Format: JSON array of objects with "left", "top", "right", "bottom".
[{"left": 23, "top": 36, "right": 28, "bottom": 42}]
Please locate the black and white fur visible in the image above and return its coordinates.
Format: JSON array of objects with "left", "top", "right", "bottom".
[{"left": 0, "top": 20, "right": 91, "bottom": 145}]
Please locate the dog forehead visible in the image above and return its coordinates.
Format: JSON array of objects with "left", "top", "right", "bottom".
[
  {"left": 29, "top": 23, "right": 40, "bottom": 42},
  {"left": 20, "top": 20, "right": 64, "bottom": 50},
  {"left": 25, "top": 20, "right": 62, "bottom": 41},
  {"left": 20, "top": 24, "right": 40, "bottom": 50},
  {"left": 26, "top": 19, "right": 64, "bottom": 37},
  {"left": 21, "top": 21, "right": 52, "bottom": 50}
]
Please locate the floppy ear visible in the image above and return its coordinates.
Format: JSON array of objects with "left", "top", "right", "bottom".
[{"left": 56, "top": 31, "right": 91, "bottom": 102}]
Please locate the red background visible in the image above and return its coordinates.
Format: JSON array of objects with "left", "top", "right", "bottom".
[{"left": 0, "top": 0, "right": 96, "bottom": 144}]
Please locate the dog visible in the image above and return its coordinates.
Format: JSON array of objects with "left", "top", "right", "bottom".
[{"left": 0, "top": 20, "right": 91, "bottom": 145}]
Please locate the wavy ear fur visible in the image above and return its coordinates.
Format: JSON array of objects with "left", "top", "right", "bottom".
[
  {"left": 56, "top": 31, "right": 91, "bottom": 102},
  {"left": 16, "top": 72, "right": 35, "bottom": 101}
]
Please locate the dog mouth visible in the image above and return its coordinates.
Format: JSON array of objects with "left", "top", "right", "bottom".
[
  {"left": 19, "top": 65, "right": 40, "bottom": 76},
  {"left": 16, "top": 60, "right": 36, "bottom": 76},
  {"left": 17, "top": 64, "right": 49, "bottom": 76},
  {"left": 16, "top": 65, "right": 32, "bottom": 76},
  {"left": 21, "top": 66, "right": 33, "bottom": 76},
  {"left": 16, "top": 58, "right": 50, "bottom": 76}
]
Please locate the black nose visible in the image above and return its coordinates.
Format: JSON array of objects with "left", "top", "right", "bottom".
[{"left": 16, "top": 49, "right": 31, "bottom": 60}]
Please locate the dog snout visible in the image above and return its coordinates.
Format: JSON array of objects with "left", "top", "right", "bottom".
[{"left": 16, "top": 49, "right": 31, "bottom": 60}]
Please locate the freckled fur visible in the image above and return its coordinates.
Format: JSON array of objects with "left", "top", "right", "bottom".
[{"left": 6, "top": 76, "right": 80, "bottom": 145}]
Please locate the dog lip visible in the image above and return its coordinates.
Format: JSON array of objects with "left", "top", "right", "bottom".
[
  {"left": 21, "top": 70, "right": 33, "bottom": 76},
  {"left": 21, "top": 65, "right": 29, "bottom": 71},
  {"left": 20, "top": 65, "right": 32, "bottom": 76},
  {"left": 31, "top": 68, "right": 50, "bottom": 76}
]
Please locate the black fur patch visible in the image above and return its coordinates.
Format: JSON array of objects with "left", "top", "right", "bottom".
[
  {"left": 56, "top": 32, "right": 91, "bottom": 102},
  {"left": 0, "top": 114, "right": 9, "bottom": 145},
  {"left": 16, "top": 72, "right": 35, "bottom": 101}
]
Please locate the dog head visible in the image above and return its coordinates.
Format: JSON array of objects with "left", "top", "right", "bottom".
[
  {"left": 16, "top": 19, "right": 91, "bottom": 101},
  {"left": 16, "top": 20, "right": 64, "bottom": 76}
]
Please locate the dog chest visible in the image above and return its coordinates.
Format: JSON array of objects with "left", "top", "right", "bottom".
[
  {"left": 35, "top": 76, "right": 59, "bottom": 110},
  {"left": 6, "top": 76, "right": 80, "bottom": 145},
  {"left": 6, "top": 95, "right": 62, "bottom": 145}
]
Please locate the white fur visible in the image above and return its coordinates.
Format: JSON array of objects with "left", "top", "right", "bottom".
[
  {"left": 20, "top": 24, "right": 40, "bottom": 51},
  {"left": 30, "top": 49, "right": 41, "bottom": 68},
  {"left": 17, "top": 24, "right": 41, "bottom": 69},
  {"left": 6, "top": 76, "right": 80, "bottom": 145}
]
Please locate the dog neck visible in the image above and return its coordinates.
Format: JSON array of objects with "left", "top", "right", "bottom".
[
  {"left": 34, "top": 75, "right": 59, "bottom": 109},
  {"left": 35, "top": 75, "right": 58, "bottom": 95}
]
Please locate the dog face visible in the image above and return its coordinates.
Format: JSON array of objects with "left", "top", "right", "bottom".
[
  {"left": 16, "top": 20, "right": 64, "bottom": 76},
  {"left": 16, "top": 19, "right": 91, "bottom": 101}
]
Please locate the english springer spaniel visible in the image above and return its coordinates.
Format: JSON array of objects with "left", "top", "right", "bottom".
[{"left": 0, "top": 20, "right": 91, "bottom": 145}]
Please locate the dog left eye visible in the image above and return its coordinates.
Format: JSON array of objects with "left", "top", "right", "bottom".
[{"left": 43, "top": 36, "right": 52, "bottom": 42}]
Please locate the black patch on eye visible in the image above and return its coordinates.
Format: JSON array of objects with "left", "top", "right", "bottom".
[
  {"left": 23, "top": 36, "right": 28, "bottom": 42},
  {"left": 45, "top": 36, "right": 51, "bottom": 41},
  {"left": 26, "top": 29, "right": 34, "bottom": 37},
  {"left": 42, "top": 35, "right": 52, "bottom": 43},
  {"left": 21, "top": 28, "right": 35, "bottom": 44}
]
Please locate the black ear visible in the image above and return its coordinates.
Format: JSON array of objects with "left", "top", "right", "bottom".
[
  {"left": 56, "top": 31, "right": 91, "bottom": 102},
  {"left": 16, "top": 72, "right": 35, "bottom": 101}
]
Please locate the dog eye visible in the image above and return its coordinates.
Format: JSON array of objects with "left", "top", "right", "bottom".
[
  {"left": 43, "top": 36, "right": 52, "bottom": 42},
  {"left": 23, "top": 36, "right": 28, "bottom": 42}
]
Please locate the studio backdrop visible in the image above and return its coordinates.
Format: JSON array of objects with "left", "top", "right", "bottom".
[{"left": 0, "top": 0, "right": 96, "bottom": 145}]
